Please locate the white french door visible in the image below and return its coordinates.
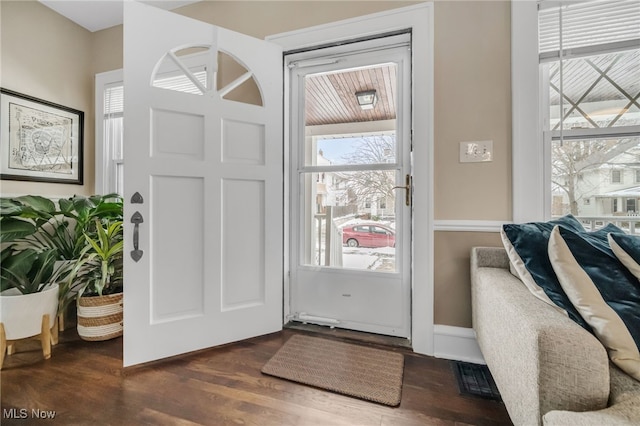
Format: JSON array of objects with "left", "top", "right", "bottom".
[
  {"left": 288, "top": 35, "right": 412, "bottom": 338},
  {"left": 123, "top": 2, "right": 283, "bottom": 366}
]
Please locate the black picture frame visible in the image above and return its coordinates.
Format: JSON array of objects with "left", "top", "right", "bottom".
[{"left": 0, "top": 88, "right": 84, "bottom": 185}]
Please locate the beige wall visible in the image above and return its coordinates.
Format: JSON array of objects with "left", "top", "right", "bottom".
[
  {"left": 434, "top": 231, "right": 503, "bottom": 327},
  {"left": 434, "top": 1, "right": 512, "bottom": 221},
  {"left": 0, "top": 0, "right": 95, "bottom": 197},
  {"left": 432, "top": 1, "right": 511, "bottom": 327},
  {"left": 2, "top": 0, "right": 512, "bottom": 329},
  {"left": 92, "top": 26, "right": 123, "bottom": 75}
]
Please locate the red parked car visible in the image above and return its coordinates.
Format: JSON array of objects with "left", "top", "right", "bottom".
[{"left": 342, "top": 223, "right": 395, "bottom": 248}]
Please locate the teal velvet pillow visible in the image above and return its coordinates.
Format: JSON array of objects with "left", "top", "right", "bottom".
[
  {"left": 609, "top": 233, "right": 640, "bottom": 280},
  {"left": 549, "top": 225, "right": 640, "bottom": 380},
  {"left": 500, "top": 215, "right": 590, "bottom": 329}
]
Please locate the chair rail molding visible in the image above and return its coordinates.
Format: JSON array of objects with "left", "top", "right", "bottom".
[{"left": 434, "top": 220, "right": 510, "bottom": 233}]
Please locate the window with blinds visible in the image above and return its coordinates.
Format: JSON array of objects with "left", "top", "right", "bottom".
[
  {"left": 539, "top": 0, "right": 640, "bottom": 59},
  {"left": 103, "top": 83, "right": 124, "bottom": 195},
  {"left": 539, "top": 0, "right": 640, "bottom": 219}
]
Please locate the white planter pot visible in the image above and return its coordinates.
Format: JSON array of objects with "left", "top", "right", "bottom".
[
  {"left": 0, "top": 284, "right": 59, "bottom": 340},
  {"left": 1, "top": 284, "right": 60, "bottom": 368}
]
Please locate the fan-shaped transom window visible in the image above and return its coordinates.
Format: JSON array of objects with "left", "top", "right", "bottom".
[{"left": 151, "top": 45, "right": 263, "bottom": 106}]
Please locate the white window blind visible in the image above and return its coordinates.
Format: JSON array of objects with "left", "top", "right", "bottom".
[
  {"left": 153, "top": 70, "right": 207, "bottom": 95},
  {"left": 539, "top": 0, "right": 640, "bottom": 61},
  {"left": 104, "top": 84, "right": 123, "bottom": 115},
  {"left": 103, "top": 82, "right": 124, "bottom": 195}
]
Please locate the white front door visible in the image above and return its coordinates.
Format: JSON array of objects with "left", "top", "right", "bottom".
[
  {"left": 123, "top": 2, "right": 283, "bottom": 367},
  {"left": 288, "top": 35, "right": 412, "bottom": 338}
]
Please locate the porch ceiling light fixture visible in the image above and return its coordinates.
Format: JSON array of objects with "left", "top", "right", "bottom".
[{"left": 355, "top": 90, "right": 377, "bottom": 110}]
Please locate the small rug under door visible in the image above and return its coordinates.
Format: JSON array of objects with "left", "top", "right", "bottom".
[{"left": 261, "top": 334, "right": 404, "bottom": 406}]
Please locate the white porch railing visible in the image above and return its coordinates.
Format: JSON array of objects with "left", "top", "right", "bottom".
[
  {"left": 315, "top": 206, "right": 344, "bottom": 267},
  {"left": 575, "top": 215, "right": 640, "bottom": 234}
]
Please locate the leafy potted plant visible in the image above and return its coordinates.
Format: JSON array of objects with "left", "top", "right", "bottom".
[
  {"left": 0, "top": 194, "right": 123, "bottom": 322},
  {"left": 1, "top": 196, "right": 80, "bottom": 319},
  {"left": 0, "top": 247, "right": 69, "bottom": 368},
  {"left": 74, "top": 218, "right": 124, "bottom": 341}
]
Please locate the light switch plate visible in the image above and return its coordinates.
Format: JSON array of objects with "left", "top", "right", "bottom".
[{"left": 460, "top": 140, "right": 493, "bottom": 163}]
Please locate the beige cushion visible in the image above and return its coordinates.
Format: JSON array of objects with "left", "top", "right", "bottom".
[
  {"left": 543, "top": 395, "right": 640, "bottom": 426},
  {"left": 609, "top": 234, "right": 640, "bottom": 280},
  {"left": 500, "top": 227, "right": 560, "bottom": 309},
  {"left": 508, "top": 261, "right": 519, "bottom": 278},
  {"left": 548, "top": 225, "right": 640, "bottom": 381},
  {"left": 610, "top": 362, "right": 640, "bottom": 404}
]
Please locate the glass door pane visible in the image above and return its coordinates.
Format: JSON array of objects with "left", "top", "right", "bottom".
[
  {"left": 300, "top": 169, "right": 399, "bottom": 272},
  {"left": 299, "top": 60, "right": 403, "bottom": 274}
]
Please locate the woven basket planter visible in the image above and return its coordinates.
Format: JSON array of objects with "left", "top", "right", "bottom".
[{"left": 77, "top": 293, "right": 123, "bottom": 341}]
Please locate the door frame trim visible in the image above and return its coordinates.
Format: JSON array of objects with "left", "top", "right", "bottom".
[{"left": 268, "top": 3, "right": 434, "bottom": 356}]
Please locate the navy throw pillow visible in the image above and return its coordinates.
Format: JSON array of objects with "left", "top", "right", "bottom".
[
  {"left": 549, "top": 225, "right": 640, "bottom": 380},
  {"left": 500, "top": 215, "right": 590, "bottom": 329}
]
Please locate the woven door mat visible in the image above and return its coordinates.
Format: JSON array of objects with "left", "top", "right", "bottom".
[{"left": 262, "top": 334, "right": 405, "bottom": 406}]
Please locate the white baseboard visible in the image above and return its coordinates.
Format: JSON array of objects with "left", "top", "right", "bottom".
[{"left": 433, "top": 325, "right": 485, "bottom": 364}]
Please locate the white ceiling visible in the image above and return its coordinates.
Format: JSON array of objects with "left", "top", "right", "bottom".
[{"left": 38, "top": 0, "right": 200, "bottom": 32}]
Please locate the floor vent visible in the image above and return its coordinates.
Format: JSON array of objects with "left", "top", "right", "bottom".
[{"left": 451, "top": 361, "right": 502, "bottom": 401}]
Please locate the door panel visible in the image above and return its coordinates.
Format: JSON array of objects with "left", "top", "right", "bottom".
[
  {"left": 152, "top": 110, "right": 204, "bottom": 159},
  {"left": 124, "top": 2, "right": 282, "bottom": 367},
  {"left": 221, "top": 179, "right": 265, "bottom": 310},
  {"left": 151, "top": 175, "right": 205, "bottom": 323},
  {"left": 222, "top": 120, "right": 265, "bottom": 165},
  {"left": 295, "top": 268, "right": 406, "bottom": 334}
]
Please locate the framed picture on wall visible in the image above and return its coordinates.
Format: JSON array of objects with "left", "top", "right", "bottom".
[{"left": 0, "top": 88, "right": 83, "bottom": 185}]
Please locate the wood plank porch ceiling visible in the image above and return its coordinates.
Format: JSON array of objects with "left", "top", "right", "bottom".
[{"left": 305, "top": 64, "right": 397, "bottom": 126}]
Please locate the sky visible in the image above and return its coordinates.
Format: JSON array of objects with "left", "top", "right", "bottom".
[
  {"left": 317, "top": 135, "right": 396, "bottom": 164},
  {"left": 316, "top": 137, "right": 362, "bottom": 164}
]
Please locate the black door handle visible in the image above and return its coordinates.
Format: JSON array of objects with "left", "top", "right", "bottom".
[{"left": 131, "top": 211, "right": 144, "bottom": 262}]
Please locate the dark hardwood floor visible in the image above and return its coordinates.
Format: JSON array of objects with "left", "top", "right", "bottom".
[{"left": 1, "top": 327, "right": 512, "bottom": 425}]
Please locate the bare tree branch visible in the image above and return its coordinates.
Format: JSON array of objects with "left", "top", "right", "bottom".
[{"left": 335, "top": 136, "right": 396, "bottom": 206}]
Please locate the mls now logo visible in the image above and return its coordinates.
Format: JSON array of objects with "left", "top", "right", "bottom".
[{"left": 3, "top": 408, "right": 56, "bottom": 419}]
